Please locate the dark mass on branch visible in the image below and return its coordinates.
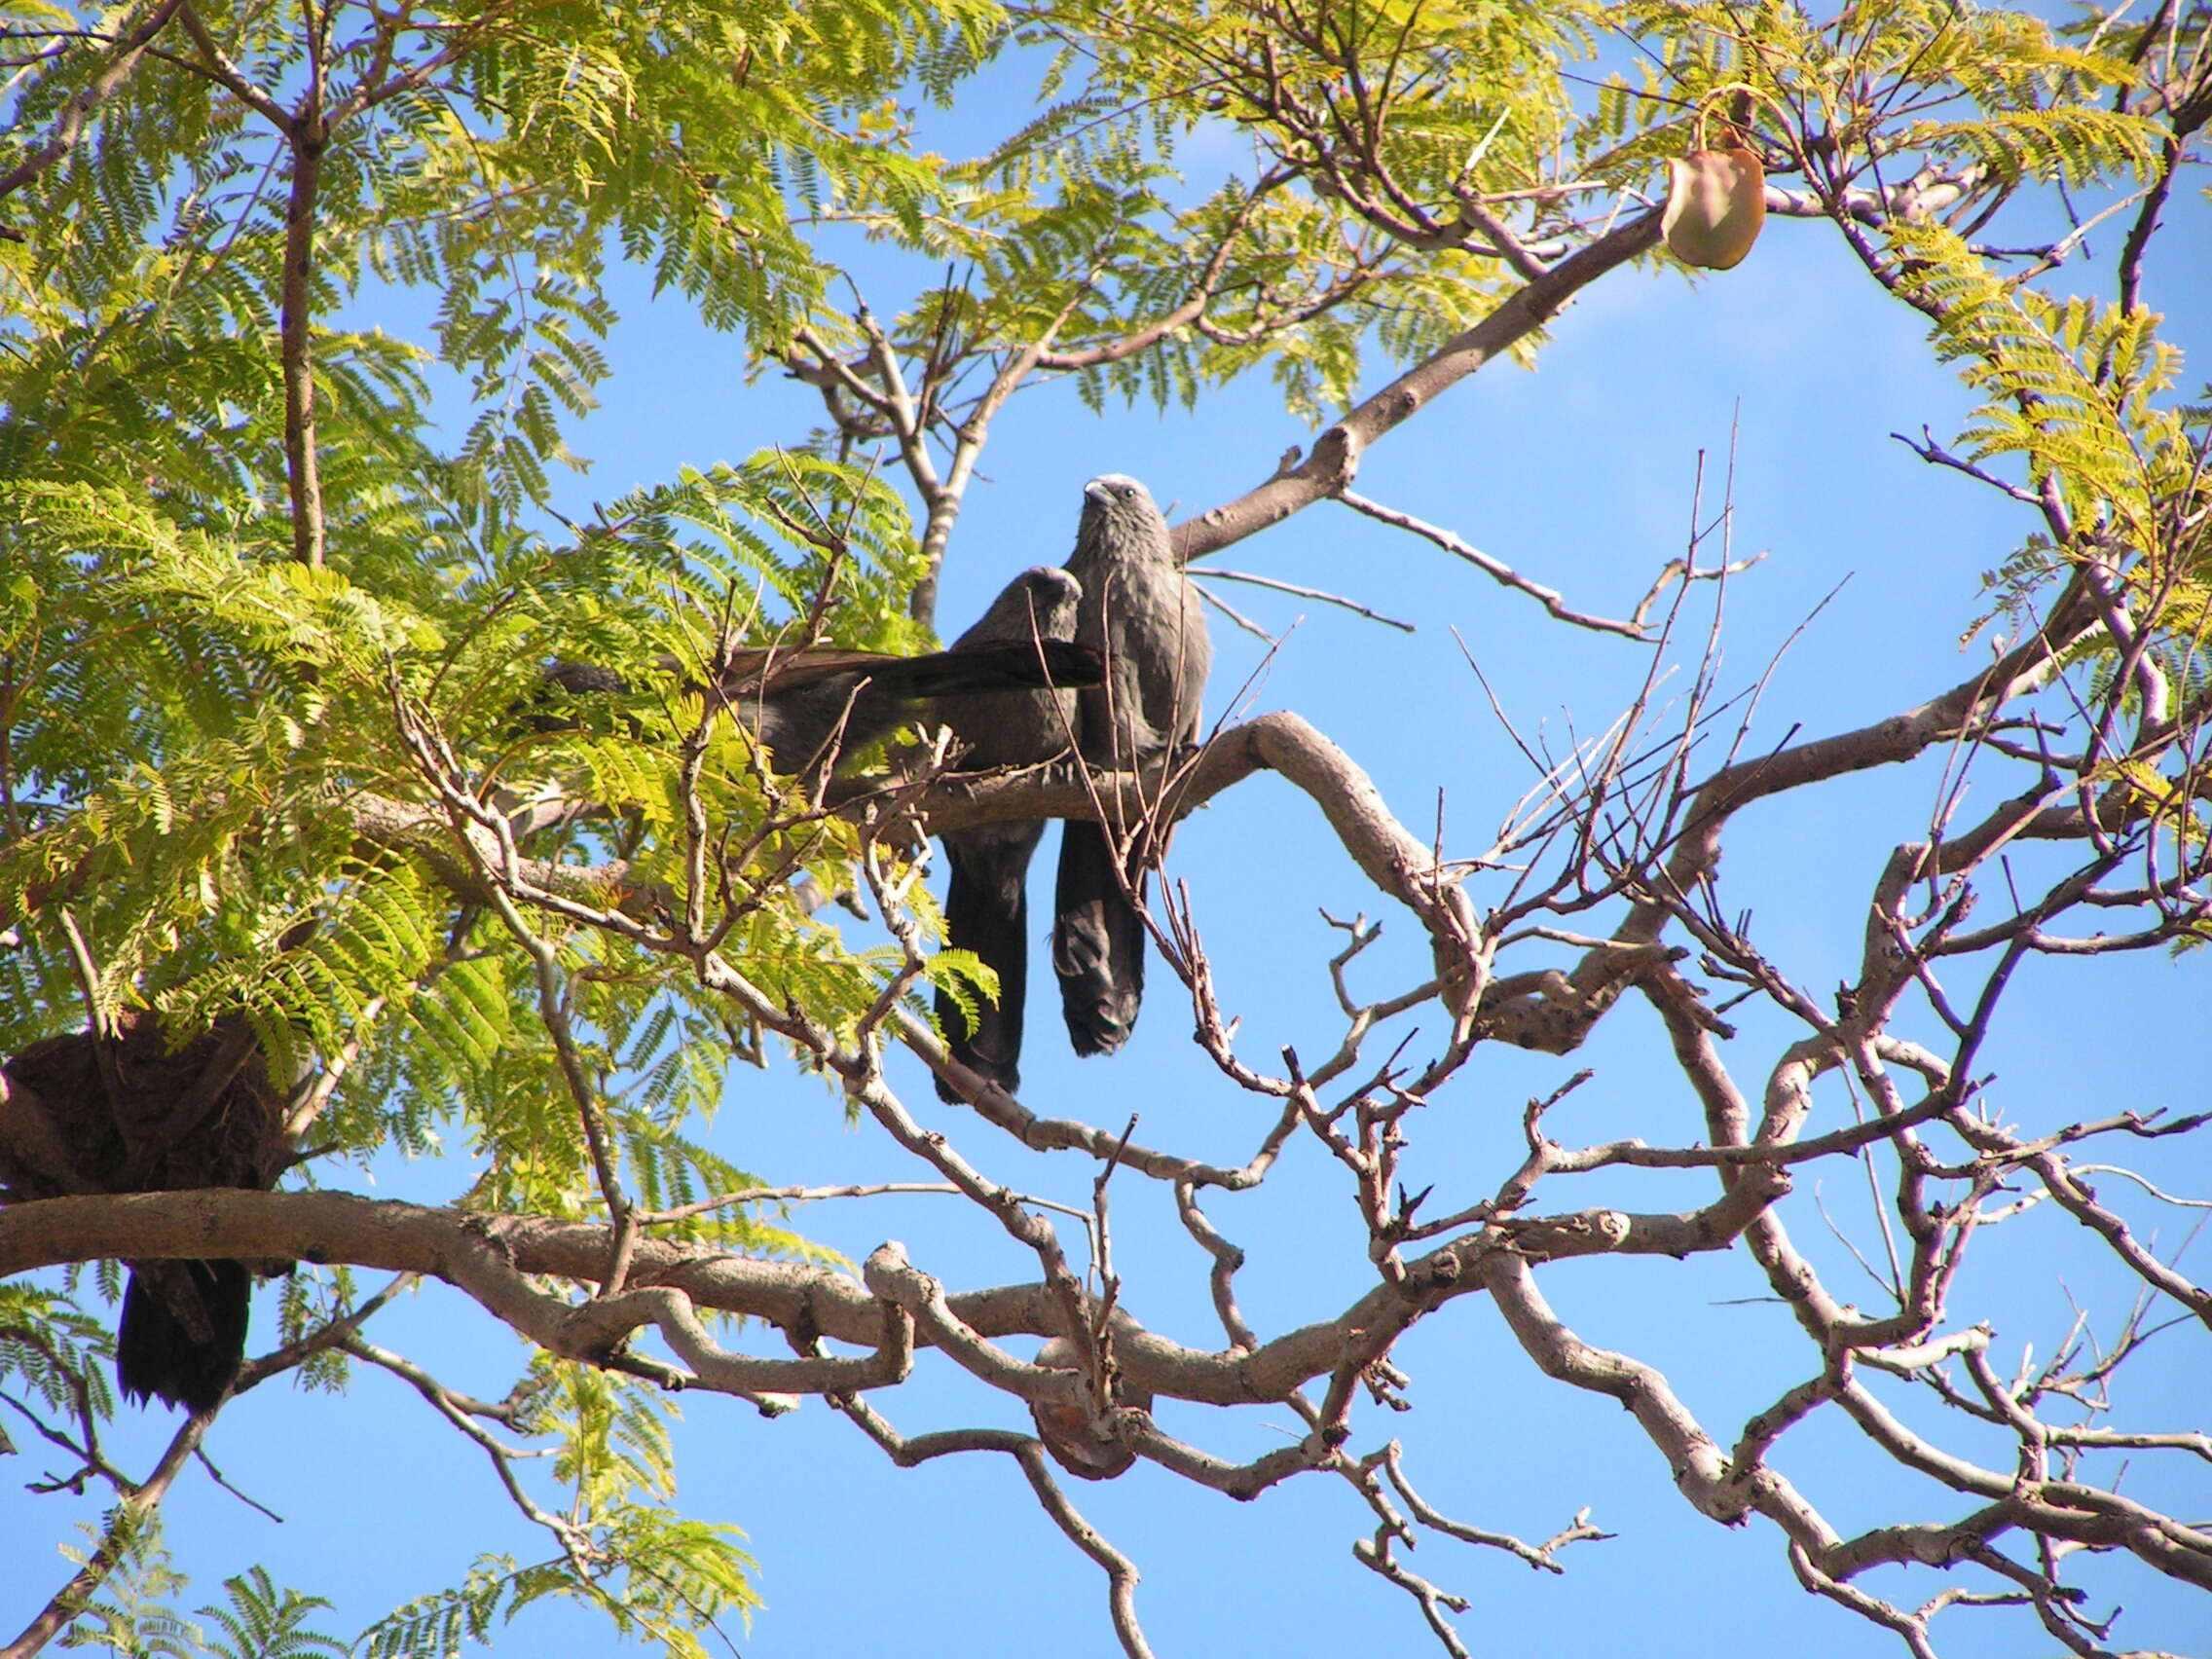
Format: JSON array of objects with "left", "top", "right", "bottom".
[
  {"left": 0, "top": 1011, "right": 292, "bottom": 1415},
  {"left": 1052, "top": 475, "right": 1212, "bottom": 1057},
  {"left": 930, "top": 567, "right": 1087, "bottom": 1101},
  {"left": 1029, "top": 1333, "right": 1153, "bottom": 1480},
  {"left": 536, "top": 575, "right": 1103, "bottom": 1096}
]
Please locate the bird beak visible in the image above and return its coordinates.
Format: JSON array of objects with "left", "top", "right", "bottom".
[{"left": 1083, "top": 478, "right": 1113, "bottom": 506}]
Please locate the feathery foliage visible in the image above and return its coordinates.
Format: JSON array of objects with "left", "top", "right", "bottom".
[{"left": 3, "top": 0, "right": 2207, "bottom": 1652}]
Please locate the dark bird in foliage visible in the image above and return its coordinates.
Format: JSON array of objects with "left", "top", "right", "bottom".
[
  {"left": 544, "top": 636, "right": 1100, "bottom": 779},
  {"left": 0, "top": 1011, "right": 291, "bottom": 1415},
  {"left": 1052, "top": 475, "right": 1211, "bottom": 1057},
  {"left": 930, "top": 567, "right": 1087, "bottom": 1101},
  {"left": 538, "top": 581, "right": 1101, "bottom": 1094}
]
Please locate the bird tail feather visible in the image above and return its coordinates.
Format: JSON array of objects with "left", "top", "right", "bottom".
[
  {"left": 875, "top": 639, "right": 1100, "bottom": 698},
  {"left": 936, "top": 824, "right": 1046, "bottom": 1100},
  {"left": 117, "top": 1259, "right": 251, "bottom": 1415},
  {"left": 1052, "top": 820, "right": 1146, "bottom": 1056}
]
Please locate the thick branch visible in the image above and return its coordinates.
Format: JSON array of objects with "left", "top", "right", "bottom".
[
  {"left": 1170, "top": 210, "right": 1664, "bottom": 564},
  {"left": 278, "top": 119, "right": 326, "bottom": 567}
]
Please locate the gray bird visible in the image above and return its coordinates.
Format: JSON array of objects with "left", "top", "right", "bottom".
[
  {"left": 932, "top": 567, "right": 1087, "bottom": 1100},
  {"left": 538, "top": 579, "right": 1099, "bottom": 1096},
  {"left": 1051, "top": 475, "right": 1211, "bottom": 1056}
]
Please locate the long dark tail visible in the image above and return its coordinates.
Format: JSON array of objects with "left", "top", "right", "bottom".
[
  {"left": 1052, "top": 820, "right": 1146, "bottom": 1057},
  {"left": 871, "top": 639, "right": 1101, "bottom": 698},
  {"left": 117, "top": 1259, "right": 251, "bottom": 1415},
  {"left": 769, "top": 640, "right": 1103, "bottom": 773},
  {"left": 936, "top": 823, "right": 1046, "bottom": 1099}
]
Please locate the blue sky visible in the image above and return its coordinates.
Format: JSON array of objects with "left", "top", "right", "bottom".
[{"left": 10, "top": 36, "right": 2212, "bottom": 1659}]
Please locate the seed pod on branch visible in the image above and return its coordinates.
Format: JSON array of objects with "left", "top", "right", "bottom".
[
  {"left": 1664, "top": 146, "right": 1766, "bottom": 269},
  {"left": 1663, "top": 86, "right": 1780, "bottom": 271}
]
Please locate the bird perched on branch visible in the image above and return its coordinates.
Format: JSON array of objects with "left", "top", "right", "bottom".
[
  {"left": 540, "top": 575, "right": 1101, "bottom": 1097},
  {"left": 0, "top": 1010, "right": 291, "bottom": 1415},
  {"left": 1052, "top": 475, "right": 1210, "bottom": 1057},
  {"left": 931, "top": 567, "right": 1087, "bottom": 1100}
]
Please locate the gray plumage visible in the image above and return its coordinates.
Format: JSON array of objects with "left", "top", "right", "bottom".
[
  {"left": 1051, "top": 475, "right": 1211, "bottom": 1056},
  {"left": 933, "top": 567, "right": 1086, "bottom": 1101}
]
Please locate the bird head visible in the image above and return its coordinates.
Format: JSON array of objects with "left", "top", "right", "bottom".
[
  {"left": 1083, "top": 473, "right": 1152, "bottom": 511},
  {"left": 1010, "top": 565, "right": 1083, "bottom": 640},
  {"left": 1077, "top": 474, "right": 1171, "bottom": 562}
]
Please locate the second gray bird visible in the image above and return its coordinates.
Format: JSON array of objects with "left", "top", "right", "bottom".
[
  {"left": 1052, "top": 475, "right": 1210, "bottom": 1057},
  {"left": 932, "top": 566, "right": 1088, "bottom": 1100}
]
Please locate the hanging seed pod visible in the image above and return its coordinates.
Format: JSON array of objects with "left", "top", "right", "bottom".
[{"left": 1664, "top": 145, "right": 1766, "bottom": 269}]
